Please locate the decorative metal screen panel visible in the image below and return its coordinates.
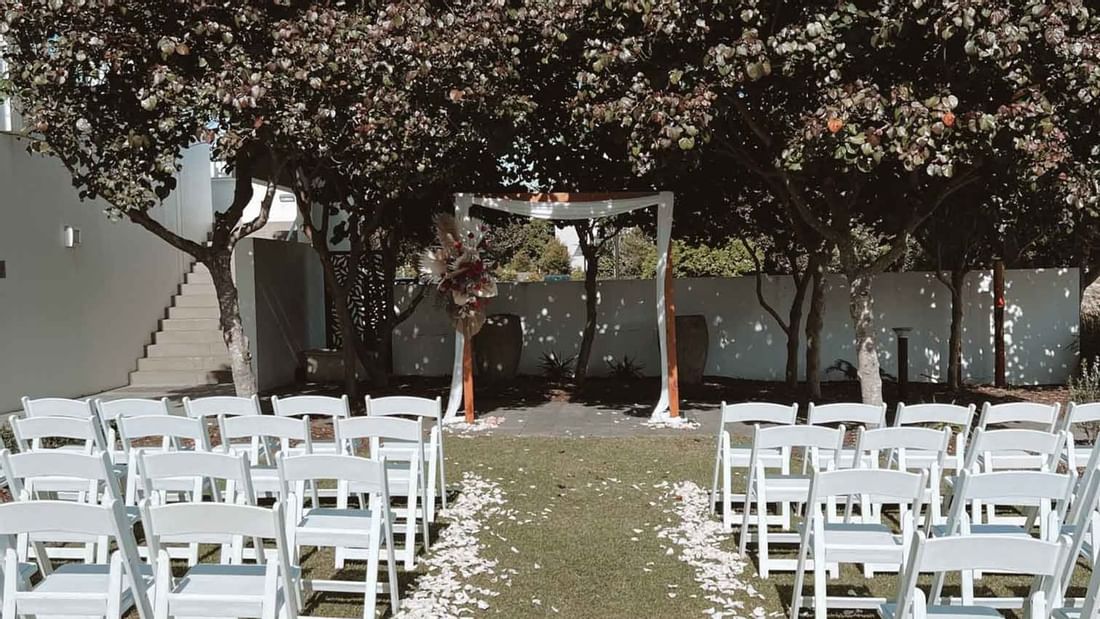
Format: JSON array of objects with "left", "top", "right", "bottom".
[{"left": 325, "top": 251, "right": 388, "bottom": 347}]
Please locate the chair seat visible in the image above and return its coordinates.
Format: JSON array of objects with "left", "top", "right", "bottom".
[
  {"left": 812, "top": 523, "right": 905, "bottom": 564},
  {"left": 17, "top": 563, "right": 151, "bottom": 616},
  {"left": 881, "top": 601, "right": 1004, "bottom": 619},
  {"left": 168, "top": 564, "right": 285, "bottom": 617},
  {"left": 295, "top": 507, "right": 377, "bottom": 548},
  {"left": 753, "top": 475, "right": 811, "bottom": 502},
  {"left": 930, "top": 523, "right": 1029, "bottom": 538}
]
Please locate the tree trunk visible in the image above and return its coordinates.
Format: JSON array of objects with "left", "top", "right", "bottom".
[
  {"left": 947, "top": 268, "right": 967, "bottom": 390},
  {"left": 804, "top": 255, "right": 825, "bottom": 399},
  {"left": 317, "top": 254, "right": 362, "bottom": 400},
  {"left": 574, "top": 247, "right": 599, "bottom": 386},
  {"left": 205, "top": 251, "right": 257, "bottom": 397},
  {"left": 784, "top": 270, "right": 812, "bottom": 389},
  {"left": 848, "top": 272, "right": 883, "bottom": 405}
]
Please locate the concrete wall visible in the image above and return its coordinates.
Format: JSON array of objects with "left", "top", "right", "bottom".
[
  {"left": 236, "top": 238, "right": 326, "bottom": 391},
  {"left": 392, "top": 268, "right": 1080, "bottom": 385},
  {"left": 0, "top": 134, "right": 195, "bottom": 412}
]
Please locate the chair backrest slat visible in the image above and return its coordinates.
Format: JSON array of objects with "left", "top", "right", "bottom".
[
  {"left": 917, "top": 533, "right": 1065, "bottom": 574},
  {"left": 808, "top": 402, "right": 886, "bottom": 427},
  {"left": 142, "top": 501, "right": 280, "bottom": 539},
  {"left": 339, "top": 416, "right": 422, "bottom": 443},
  {"left": 856, "top": 426, "right": 952, "bottom": 454},
  {"left": 272, "top": 394, "right": 349, "bottom": 418},
  {"left": 719, "top": 402, "right": 798, "bottom": 426},
  {"left": 277, "top": 453, "right": 386, "bottom": 492},
  {"left": 183, "top": 395, "right": 262, "bottom": 419},
  {"left": 894, "top": 402, "right": 975, "bottom": 428},
  {"left": 10, "top": 415, "right": 101, "bottom": 451},
  {"left": 366, "top": 395, "right": 441, "bottom": 421},
  {"left": 21, "top": 396, "right": 92, "bottom": 418},
  {"left": 811, "top": 468, "right": 926, "bottom": 502},
  {"left": 978, "top": 401, "right": 1060, "bottom": 430},
  {"left": 0, "top": 499, "right": 122, "bottom": 537},
  {"left": 95, "top": 397, "right": 171, "bottom": 421},
  {"left": 753, "top": 424, "right": 845, "bottom": 451},
  {"left": 118, "top": 414, "right": 208, "bottom": 448}
]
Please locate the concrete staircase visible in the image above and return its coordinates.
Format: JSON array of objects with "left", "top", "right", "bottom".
[{"left": 128, "top": 263, "right": 233, "bottom": 386}]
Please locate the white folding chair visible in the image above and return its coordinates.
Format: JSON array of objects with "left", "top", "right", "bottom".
[
  {"left": 272, "top": 395, "right": 349, "bottom": 456},
  {"left": 1061, "top": 402, "right": 1100, "bottom": 472},
  {"left": 791, "top": 467, "right": 926, "bottom": 619},
  {"left": 960, "top": 428, "right": 1068, "bottom": 531},
  {"left": 183, "top": 394, "right": 262, "bottom": 453},
  {"left": 0, "top": 449, "right": 127, "bottom": 564},
  {"left": 851, "top": 426, "right": 951, "bottom": 577},
  {"left": 118, "top": 414, "right": 210, "bottom": 508},
  {"left": 20, "top": 396, "right": 94, "bottom": 418},
  {"left": 933, "top": 469, "right": 1076, "bottom": 607},
  {"left": 140, "top": 500, "right": 299, "bottom": 619},
  {"left": 336, "top": 416, "right": 430, "bottom": 570},
  {"left": 883, "top": 533, "right": 1069, "bottom": 619},
  {"left": 0, "top": 499, "right": 153, "bottom": 619},
  {"left": 853, "top": 426, "right": 951, "bottom": 524},
  {"left": 137, "top": 450, "right": 257, "bottom": 565},
  {"left": 9, "top": 414, "right": 102, "bottom": 454},
  {"left": 807, "top": 402, "right": 887, "bottom": 468},
  {"left": 366, "top": 395, "right": 446, "bottom": 522},
  {"left": 710, "top": 402, "right": 798, "bottom": 531},
  {"left": 278, "top": 453, "right": 401, "bottom": 619},
  {"left": 893, "top": 402, "right": 975, "bottom": 475},
  {"left": 738, "top": 424, "right": 844, "bottom": 577},
  {"left": 95, "top": 397, "right": 171, "bottom": 467},
  {"left": 218, "top": 414, "right": 313, "bottom": 501}
]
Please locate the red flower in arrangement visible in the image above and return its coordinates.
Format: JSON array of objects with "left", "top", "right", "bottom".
[
  {"left": 942, "top": 111, "right": 956, "bottom": 127},
  {"left": 827, "top": 117, "right": 844, "bottom": 134}
]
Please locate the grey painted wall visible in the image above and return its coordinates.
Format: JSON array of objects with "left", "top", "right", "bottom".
[
  {"left": 0, "top": 134, "right": 196, "bottom": 412},
  {"left": 393, "top": 268, "right": 1080, "bottom": 385},
  {"left": 236, "top": 238, "right": 326, "bottom": 391}
]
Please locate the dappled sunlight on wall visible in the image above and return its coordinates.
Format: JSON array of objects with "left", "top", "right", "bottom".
[{"left": 392, "top": 268, "right": 1079, "bottom": 385}]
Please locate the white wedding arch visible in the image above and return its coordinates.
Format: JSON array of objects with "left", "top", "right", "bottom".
[{"left": 444, "top": 192, "right": 683, "bottom": 424}]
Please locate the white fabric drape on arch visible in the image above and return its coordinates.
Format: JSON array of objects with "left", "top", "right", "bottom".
[{"left": 444, "top": 192, "right": 676, "bottom": 423}]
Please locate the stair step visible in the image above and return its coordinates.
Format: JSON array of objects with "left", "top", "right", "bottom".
[
  {"left": 180, "top": 282, "right": 217, "bottom": 297},
  {"left": 185, "top": 271, "right": 213, "bottom": 285},
  {"left": 129, "top": 369, "right": 232, "bottom": 386},
  {"left": 174, "top": 294, "right": 218, "bottom": 308},
  {"left": 154, "top": 330, "right": 224, "bottom": 345},
  {"left": 161, "top": 318, "right": 220, "bottom": 331},
  {"left": 138, "top": 356, "right": 231, "bottom": 371},
  {"left": 168, "top": 306, "right": 220, "bottom": 320},
  {"left": 147, "top": 342, "right": 228, "bottom": 357},
  {"left": 191, "top": 262, "right": 210, "bottom": 275}
]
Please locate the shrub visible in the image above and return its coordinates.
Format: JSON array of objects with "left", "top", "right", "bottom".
[
  {"left": 539, "top": 350, "right": 576, "bottom": 381},
  {"left": 606, "top": 355, "right": 644, "bottom": 380}
]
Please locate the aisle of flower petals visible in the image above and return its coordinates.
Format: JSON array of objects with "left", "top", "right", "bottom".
[
  {"left": 655, "top": 480, "right": 769, "bottom": 619},
  {"left": 395, "top": 473, "right": 516, "bottom": 618}
]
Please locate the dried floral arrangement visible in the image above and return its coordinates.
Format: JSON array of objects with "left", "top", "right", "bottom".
[{"left": 421, "top": 214, "right": 498, "bottom": 338}]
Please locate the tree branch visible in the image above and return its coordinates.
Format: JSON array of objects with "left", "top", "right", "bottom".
[
  {"left": 128, "top": 209, "right": 206, "bottom": 258},
  {"left": 739, "top": 235, "right": 790, "bottom": 336}
]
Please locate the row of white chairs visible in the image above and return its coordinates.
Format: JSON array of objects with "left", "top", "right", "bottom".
[
  {"left": 710, "top": 401, "right": 1100, "bottom": 617},
  {"left": 12, "top": 393, "right": 447, "bottom": 519},
  {"left": 5, "top": 395, "right": 447, "bottom": 572},
  {"left": 0, "top": 449, "right": 404, "bottom": 618},
  {"left": 790, "top": 465, "right": 1100, "bottom": 619}
]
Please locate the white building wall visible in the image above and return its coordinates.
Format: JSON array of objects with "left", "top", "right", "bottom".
[
  {"left": 0, "top": 134, "right": 208, "bottom": 412},
  {"left": 393, "top": 268, "right": 1079, "bottom": 385}
]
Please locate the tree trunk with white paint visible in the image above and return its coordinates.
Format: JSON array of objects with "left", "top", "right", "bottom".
[
  {"left": 804, "top": 255, "right": 825, "bottom": 399},
  {"left": 848, "top": 272, "right": 883, "bottom": 405}
]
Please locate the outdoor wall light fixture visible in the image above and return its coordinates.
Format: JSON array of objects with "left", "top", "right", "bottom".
[{"left": 63, "top": 225, "right": 82, "bottom": 248}]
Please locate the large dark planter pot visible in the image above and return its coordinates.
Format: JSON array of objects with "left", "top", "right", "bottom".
[
  {"left": 474, "top": 314, "right": 523, "bottom": 382},
  {"left": 675, "top": 314, "right": 708, "bottom": 385}
]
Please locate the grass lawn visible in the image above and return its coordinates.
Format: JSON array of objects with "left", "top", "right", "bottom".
[{"left": 420, "top": 435, "right": 1089, "bottom": 618}]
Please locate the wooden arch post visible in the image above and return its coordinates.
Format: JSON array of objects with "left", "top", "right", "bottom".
[
  {"left": 664, "top": 248, "right": 680, "bottom": 418},
  {"left": 463, "top": 337, "right": 475, "bottom": 424}
]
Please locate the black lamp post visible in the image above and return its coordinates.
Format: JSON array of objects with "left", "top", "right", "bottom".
[{"left": 893, "top": 327, "right": 912, "bottom": 402}]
